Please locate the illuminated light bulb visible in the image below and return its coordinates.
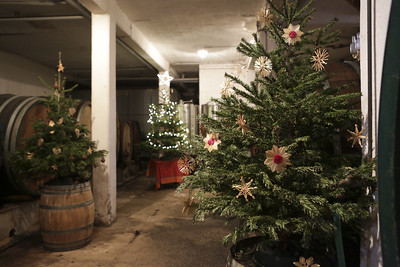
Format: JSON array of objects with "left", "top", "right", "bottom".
[{"left": 197, "top": 49, "right": 208, "bottom": 59}]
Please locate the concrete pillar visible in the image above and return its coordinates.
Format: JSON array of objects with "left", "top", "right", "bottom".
[
  {"left": 359, "top": 0, "right": 392, "bottom": 266},
  {"left": 91, "top": 13, "right": 117, "bottom": 226}
]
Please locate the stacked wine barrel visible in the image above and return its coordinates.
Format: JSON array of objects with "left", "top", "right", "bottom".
[
  {"left": 0, "top": 94, "right": 49, "bottom": 196},
  {"left": 73, "top": 101, "right": 140, "bottom": 164},
  {"left": 118, "top": 119, "right": 140, "bottom": 163}
]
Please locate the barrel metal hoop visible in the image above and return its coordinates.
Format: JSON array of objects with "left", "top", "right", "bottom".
[
  {"left": 10, "top": 98, "right": 43, "bottom": 153},
  {"left": 76, "top": 101, "right": 91, "bottom": 122},
  {"left": 39, "top": 199, "right": 94, "bottom": 210},
  {"left": 41, "top": 182, "right": 91, "bottom": 191},
  {"left": 0, "top": 95, "right": 19, "bottom": 114},
  {"left": 42, "top": 236, "right": 92, "bottom": 252},
  {"left": 41, "top": 223, "right": 94, "bottom": 234},
  {"left": 0, "top": 95, "right": 22, "bottom": 162},
  {"left": 3, "top": 96, "right": 38, "bottom": 191},
  {"left": 41, "top": 187, "right": 92, "bottom": 195},
  {"left": 4, "top": 96, "right": 37, "bottom": 153}
]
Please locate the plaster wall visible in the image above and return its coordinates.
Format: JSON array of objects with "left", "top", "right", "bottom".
[
  {"left": 199, "top": 63, "right": 255, "bottom": 108},
  {"left": 0, "top": 50, "right": 53, "bottom": 96}
]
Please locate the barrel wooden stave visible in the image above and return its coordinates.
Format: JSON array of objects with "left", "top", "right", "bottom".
[
  {"left": 131, "top": 121, "right": 141, "bottom": 161},
  {"left": 0, "top": 94, "right": 49, "bottom": 196},
  {"left": 119, "top": 119, "right": 133, "bottom": 162},
  {"left": 75, "top": 100, "right": 92, "bottom": 140},
  {"left": 116, "top": 113, "right": 120, "bottom": 162},
  {"left": 75, "top": 101, "right": 123, "bottom": 164},
  {"left": 39, "top": 182, "right": 94, "bottom": 251}
]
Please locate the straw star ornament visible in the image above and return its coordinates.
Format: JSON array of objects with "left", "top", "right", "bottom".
[
  {"left": 293, "top": 256, "right": 320, "bottom": 267},
  {"left": 236, "top": 114, "right": 249, "bottom": 135},
  {"left": 203, "top": 131, "right": 221, "bottom": 152},
  {"left": 254, "top": 56, "right": 273, "bottom": 77},
  {"left": 182, "top": 195, "right": 196, "bottom": 215},
  {"left": 347, "top": 124, "right": 367, "bottom": 148},
  {"left": 57, "top": 60, "right": 64, "bottom": 72},
  {"left": 264, "top": 145, "right": 292, "bottom": 172},
  {"left": 282, "top": 24, "right": 304, "bottom": 45},
  {"left": 257, "top": 6, "right": 274, "bottom": 29},
  {"left": 234, "top": 65, "right": 247, "bottom": 79},
  {"left": 177, "top": 155, "right": 196, "bottom": 175},
  {"left": 221, "top": 78, "right": 234, "bottom": 97},
  {"left": 232, "top": 176, "right": 257, "bottom": 202},
  {"left": 311, "top": 48, "right": 329, "bottom": 71}
]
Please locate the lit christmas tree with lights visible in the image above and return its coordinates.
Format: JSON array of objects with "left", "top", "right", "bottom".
[
  {"left": 146, "top": 72, "right": 189, "bottom": 159},
  {"left": 146, "top": 101, "right": 189, "bottom": 159}
]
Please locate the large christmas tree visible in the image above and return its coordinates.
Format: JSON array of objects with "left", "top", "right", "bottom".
[{"left": 179, "top": 0, "right": 376, "bottom": 263}]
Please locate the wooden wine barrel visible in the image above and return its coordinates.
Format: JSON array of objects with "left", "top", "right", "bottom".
[
  {"left": 75, "top": 101, "right": 121, "bottom": 163},
  {"left": 0, "top": 120, "right": 4, "bottom": 172},
  {"left": 39, "top": 182, "right": 94, "bottom": 252},
  {"left": 0, "top": 94, "right": 49, "bottom": 196},
  {"left": 131, "top": 121, "right": 141, "bottom": 161},
  {"left": 119, "top": 120, "right": 133, "bottom": 162},
  {"left": 75, "top": 100, "right": 92, "bottom": 140}
]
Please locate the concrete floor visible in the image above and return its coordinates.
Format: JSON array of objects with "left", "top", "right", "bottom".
[{"left": 0, "top": 175, "right": 235, "bottom": 267}]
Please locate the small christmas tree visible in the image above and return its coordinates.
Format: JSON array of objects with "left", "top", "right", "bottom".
[
  {"left": 146, "top": 100, "right": 189, "bottom": 160},
  {"left": 10, "top": 53, "right": 107, "bottom": 185},
  {"left": 179, "top": 0, "right": 376, "bottom": 263}
]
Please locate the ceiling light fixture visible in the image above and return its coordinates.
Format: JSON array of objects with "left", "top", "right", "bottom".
[{"left": 197, "top": 49, "right": 208, "bottom": 59}]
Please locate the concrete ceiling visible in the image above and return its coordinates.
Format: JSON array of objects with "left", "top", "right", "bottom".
[
  {"left": 116, "top": 0, "right": 264, "bottom": 70},
  {"left": 0, "top": 0, "right": 360, "bottom": 103}
]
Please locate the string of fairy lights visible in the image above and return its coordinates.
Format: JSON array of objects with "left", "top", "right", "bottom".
[
  {"left": 146, "top": 101, "right": 190, "bottom": 150},
  {"left": 147, "top": 102, "right": 182, "bottom": 124}
]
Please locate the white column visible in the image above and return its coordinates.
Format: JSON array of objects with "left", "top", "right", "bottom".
[
  {"left": 91, "top": 13, "right": 117, "bottom": 226},
  {"left": 359, "top": 0, "right": 392, "bottom": 266}
]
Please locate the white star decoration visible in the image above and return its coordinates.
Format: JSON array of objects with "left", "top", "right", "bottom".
[{"left": 157, "top": 71, "right": 174, "bottom": 86}]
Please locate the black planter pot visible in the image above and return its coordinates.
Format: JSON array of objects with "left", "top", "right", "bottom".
[
  {"left": 253, "top": 247, "right": 295, "bottom": 267},
  {"left": 227, "top": 236, "right": 262, "bottom": 267},
  {"left": 227, "top": 237, "right": 296, "bottom": 267},
  {"left": 253, "top": 243, "right": 337, "bottom": 267},
  {"left": 227, "top": 237, "right": 337, "bottom": 267}
]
